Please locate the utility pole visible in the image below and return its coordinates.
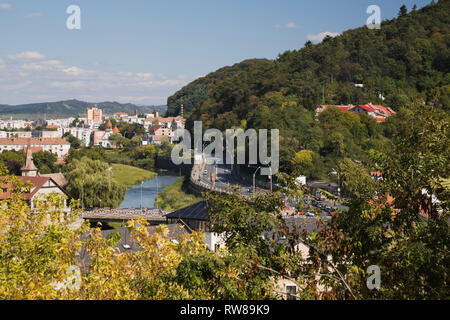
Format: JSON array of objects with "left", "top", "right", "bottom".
[
  {"left": 140, "top": 181, "right": 143, "bottom": 209},
  {"left": 81, "top": 183, "right": 84, "bottom": 211}
]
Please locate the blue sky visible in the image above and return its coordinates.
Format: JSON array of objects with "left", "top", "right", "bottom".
[{"left": 0, "top": 0, "right": 432, "bottom": 105}]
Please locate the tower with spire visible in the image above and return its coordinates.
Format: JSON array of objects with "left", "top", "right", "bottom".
[{"left": 21, "top": 146, "right": 38, "bottom": 177}]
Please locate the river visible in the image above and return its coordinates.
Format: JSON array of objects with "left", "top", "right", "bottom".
[{"left": 119, "top": 175, "right": 179, "bottom": 209}]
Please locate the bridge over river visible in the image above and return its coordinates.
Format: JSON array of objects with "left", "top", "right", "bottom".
[{"left": 82, "top": 208, "right": 172, "bottom": 224}]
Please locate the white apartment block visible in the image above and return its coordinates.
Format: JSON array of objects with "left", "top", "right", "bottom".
[
  {"left": 46, "top": 118, "right": 76, "bottom": 128},
  {"left": 0, "top": 119, "right": 33, "bottom": 130},
  {"left": 62, "top": 127, "right": 93, "bottom": 146},
  {"left": 0, "top": 137, "right": 71, "bottom": 159}
]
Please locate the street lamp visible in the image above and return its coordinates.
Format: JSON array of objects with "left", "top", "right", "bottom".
[
  {"left": 269, "top": 167, "right": 273, "bottom": 193},
  {"left": 253, "top": 166, "right": 261, "bottom": 196},
  {"left": 140, "top": 181, "right": 144, "bottom": 209}
]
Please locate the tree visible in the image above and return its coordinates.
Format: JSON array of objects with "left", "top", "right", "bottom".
[
  {"left": 33, "top": 151, "right": 58, "bottom": 174},
  {"left": 337, "top": 158, "right": 376, "bottom": 199},
  {"left": 64, "top": 157, "right": 127, "bottom": 209},
  {"left": 0, "top": 150, "right": 25, "bottom": 175},
  {"left": 398, "top": 5, "right": 408, "bottom": 17},
  {"left": 108, "top": 133, "right": 127, "bottom": 149},
  {"left": 66, "top": 134, "right": 82, "bottom": 149},
  {"left": 291, "top": 150, "right": 322, "bottom": 178},
  {"left": 0, "top": 180, "right": 281, "bottom": 300},
  {"left": 310, "top": 104, "right": 450, "bottom": 299}
]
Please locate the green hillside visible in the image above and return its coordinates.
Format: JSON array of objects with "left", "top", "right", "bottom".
[{"left": 168, "top": 0, "right": 449, "bottom": 119}]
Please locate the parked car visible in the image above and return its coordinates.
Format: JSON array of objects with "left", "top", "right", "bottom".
[{"left": 306, "top": 212, "right": 315, "bottom": 218}]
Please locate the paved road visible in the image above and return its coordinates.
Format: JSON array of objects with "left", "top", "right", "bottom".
[
  {"left": 199, "top": 159, "right": 255, "bottom": 197},
  {"left": 195, "top": 157, "right": 349, "bottom": 217}
]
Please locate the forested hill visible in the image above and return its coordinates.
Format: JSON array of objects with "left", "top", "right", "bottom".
[{"left": 167, "top": 0, "right": 449, "bottom": 121}]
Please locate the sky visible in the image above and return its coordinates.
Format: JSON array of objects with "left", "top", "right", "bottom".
[{"left": 0, "top": 0, "right": 433, "bottom": 106}]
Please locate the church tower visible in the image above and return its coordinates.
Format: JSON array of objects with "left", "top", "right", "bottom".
[{"left": 21, "top": 146, "right": 38, "bottom": 177}]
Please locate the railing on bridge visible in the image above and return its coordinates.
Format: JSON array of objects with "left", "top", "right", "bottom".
[{"left": 82, "top": 208, "right": 172, "bottom": 221}]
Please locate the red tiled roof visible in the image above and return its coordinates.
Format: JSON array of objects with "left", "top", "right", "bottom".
[
  {"left": 0, "top": 176, "right": 52, "bottom": 200},
  {"left": 114, "top": 112, "right": 128, "bottom": 116},
  {"left": 358, "top": 105, "right": 375, "bottom": 112},
  {"left": 39, "top": 173, "right": 68, "bottom": 188},
  {"left": 150, "top": 125, "right": 163, "bottom": 132},
  {"left": 113, "top": 127, "right": 120, "bottom": 133},
  {"left": 0, "top": 138, "right": 70, "bottom": 145},
  {"left": 372, "top": 105, "right": 394, "bottom": 115},
  {"left": 23, "top": 146, "right": 44, "bottom": 154}
]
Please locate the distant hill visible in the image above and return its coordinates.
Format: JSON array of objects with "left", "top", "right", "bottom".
[{"left": 0, "top": 100, "right": 167, "bottom": 120}]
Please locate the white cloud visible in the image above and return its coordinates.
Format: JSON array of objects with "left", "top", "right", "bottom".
[
  {"left": 285, "top": 22, "right": 298, "bottom": 29},
  {"left": 307, "top": 32, "right": 340, "bottom": 43},
  {"left": 0, "top": 80, "right": 32, "bottom": 90},
  {"left": 8, "top": 51, "right": 46, "bottom": 60},
  {"left": 0, "top": 51, "right": 192, "bottom": 105},
  {"left": 274, "top": 22, "right": 299, "bottom": 29},
  {"left": 0, "top": 3, "right": 12, "bottom": 9},
  {"left": 23, "top": 13, "right": 43, "bottom": 19}
]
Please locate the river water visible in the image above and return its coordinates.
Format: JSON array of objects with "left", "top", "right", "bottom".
[{"left": 119, "top": 175, "right": 179, "bottom": 209}]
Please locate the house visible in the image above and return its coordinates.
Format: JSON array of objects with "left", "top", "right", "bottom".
[
  {"left": 0, "top": 175, "right": 70, "bottom": 211},
  {"left": 150, "top": 125, "right": 173, "bottom": 138},
  {"left": 93, "top": 122, "right": 121, "bottom": 148},
  {"left": 165, "top": 202, "right": 225, "bottom": 252},
  {"left": 370, "top": 171, "right": 383, "bottom": 181},
  {"left": 315, "top": 105, "right": 355, "bottom": 117},
  {"left": 144, "top": 116, "right": 185, "bottom": 131},
  {"left": 113, "top": 112, "right": 129, "bottom": 121},
  {"left": 20, "top": 146, "right": 68, "bottom": 188},
  {"left": 315, "top": 103, "right": 395, "bottom": 122},
  {"left": 0, "top": 137, "right": 71, "bottom": 159},
  {"left": 351, "top": 104, "right": 395, "bottom": 122}
]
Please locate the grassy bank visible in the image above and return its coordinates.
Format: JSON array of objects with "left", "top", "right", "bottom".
[
  {"left": 111, "top": 163, "right": 157, "bottom": 187},
  {"left": 155, "top": 176, "right": 203, "bottom": 211}
]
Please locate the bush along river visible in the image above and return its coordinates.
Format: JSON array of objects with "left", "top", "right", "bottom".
[{"left": 119, "top": 174, "right": 179, "bottom": 209}]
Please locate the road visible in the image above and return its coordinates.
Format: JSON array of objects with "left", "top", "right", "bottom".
[
  {"left": 199, "top": 159, "right": 255, "bottom": 197},
  {"left": 195, "top": 157, "right": 349, "bottom": 219}
]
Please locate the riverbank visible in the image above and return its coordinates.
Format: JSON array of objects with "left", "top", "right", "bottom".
[
  {"left": 154, "top": 176, "right": 203, "bottom": 211},
  {"left": 111, "top": 163, "right": 157, "bottom": 187}
]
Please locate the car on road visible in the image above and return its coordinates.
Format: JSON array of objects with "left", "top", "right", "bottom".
[{"left": 203, "top": 170, "right": 208, "bottom": 175}]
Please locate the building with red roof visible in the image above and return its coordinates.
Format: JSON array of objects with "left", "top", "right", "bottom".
[{"left": 0, "top": 176, "right": 70, "bottom": 211}]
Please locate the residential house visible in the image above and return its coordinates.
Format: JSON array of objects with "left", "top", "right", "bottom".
[
  {"left": 93, "top": 121, "right": 121, "bottom": 148},
  {"left": 165, "top": 202, "right": 226, "bottom": 252},
  {"left": 315, "top": 103, "right": 395, "bottom": 122}
]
